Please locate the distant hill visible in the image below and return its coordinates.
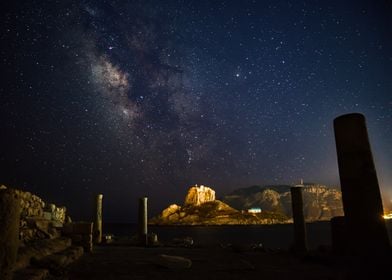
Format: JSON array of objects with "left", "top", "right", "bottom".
[
  {"left": 228, "top": 185, "right": 292, "bottom": 196},
  {"left": 222, "top": 183, "right": 344, "bottom": 222}
]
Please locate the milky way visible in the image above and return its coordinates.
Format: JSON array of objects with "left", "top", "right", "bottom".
[{"left": 1, "top": 0, "right": 391, "bottom": 220}]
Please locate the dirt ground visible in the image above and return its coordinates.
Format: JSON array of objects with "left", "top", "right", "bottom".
[{"left": 47, "top": 244, "right": 385, "bottom": 280}]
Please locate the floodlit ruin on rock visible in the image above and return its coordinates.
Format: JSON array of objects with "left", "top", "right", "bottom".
[{"left": 184, "top": 185, "right": 216, "bottom": 206}]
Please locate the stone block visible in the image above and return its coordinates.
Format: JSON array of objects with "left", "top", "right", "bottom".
[
  {"left": 15, "top": 237, "right": 72, "bottom": 270},
  {"left": 50, "top": 221, "right": 63, "bottom": 228},
  {"left": 154, "top": 254, "right": 192, "bottom": 269},
  {"left": 43, "top": 212, "right": 52, "bottom": 220}
]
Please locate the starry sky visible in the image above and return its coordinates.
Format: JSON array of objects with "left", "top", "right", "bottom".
[{"left": 1, "top": 0, "right": 391, "bottom": 221}]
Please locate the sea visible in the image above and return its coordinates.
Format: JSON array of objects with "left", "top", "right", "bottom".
[{"left": 104, "top": 220, "right": 392, "bottom": 250}]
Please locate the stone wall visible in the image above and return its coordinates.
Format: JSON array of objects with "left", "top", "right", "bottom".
[
  {"left": 0, "top": 185, "right": 69, "bottom": 244},
  {"left": 0, "top": 184, "right": 91, "bottom": 279}
]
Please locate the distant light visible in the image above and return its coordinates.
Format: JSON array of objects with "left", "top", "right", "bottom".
[
  {"left": 248, "top": 208, "right": 262, "bottom": 214},
  {"left": 383, "top": 213, "right": 392, "bottom": 220}
]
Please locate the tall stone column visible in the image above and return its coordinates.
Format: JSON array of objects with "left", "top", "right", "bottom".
[
  {"left": 330, "top": 216, "right": 347, "bottom": 254},
  {"left": 0, "top": 189, "right": 21, "bottom": 280},
  {"left": 94, "top": 194, "right": 103, "bottom": 244},
  {"left": 290, "top": 186, "right": 307, "bottom": 252},
  {"left": 334, "top": 113, "right": 390, "bottom": 255},
  {"left": 138, "top": 197, "right": 148, "bottom": 246}
]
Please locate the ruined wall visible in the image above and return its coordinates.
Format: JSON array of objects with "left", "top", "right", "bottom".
[
  {"left": 0, "top": 185, "right": 69, "bottom": 244},
  {"left": 184, "top": 185, "right": 216, "bottom": 206}
]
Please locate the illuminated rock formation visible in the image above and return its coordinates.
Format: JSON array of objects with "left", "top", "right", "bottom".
[
  {"left": 184, "top": 185, "right": 215, "bottom": 206},
  {"left": 161, "top": 204, "right": 181, "bottom": 218},
  {"left": 150, "top": 185, "right": 289, "bottom": 225}
]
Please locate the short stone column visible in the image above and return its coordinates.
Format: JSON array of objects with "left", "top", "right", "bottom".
[
  {"left": 138, "top": 197, "right": 148, "bottom": 246},
  {"left": 290, "top": 186, "right": 307, "bottom": 252},
  {"left": 334, "top": 113, "right": 390, "bottom": 255},
  {"left": 93, "top": 194, "right": 103, "bottom": 244},
  {"left": 0, "top": 189, "right": 21, "bottom": 280}
]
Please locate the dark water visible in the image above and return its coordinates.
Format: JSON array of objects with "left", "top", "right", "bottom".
[
  {"left": 104, "top": 220, "right": 392, "bottom": 249},
  {"left": 104, "top": 221, "right": 392, "bottom": 249}
]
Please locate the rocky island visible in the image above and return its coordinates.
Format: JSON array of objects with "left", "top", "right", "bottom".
[
  {"left": 150, "top": 183, "right": 344, "bottom": 225},
  {"left": 223, "top": 183, "right": 344, "bottom": 222},
  {"left": 149, "top": 185, "right": 290, "bottom": 225}
]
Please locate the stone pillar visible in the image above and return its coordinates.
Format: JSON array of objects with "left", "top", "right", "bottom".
[
  {"left": 334, "top": 113, "right": 390, "bottom": 255},
  {"left": 0, "top": 189, "right": 21, "bottom": 280},
  {"left": 93, "top": 194, "right": 103, "bottom": 244},
  {"left": 138, "top": 197, "right": 148, "bottom": 246},
  {"left": 290, "top": 186, "right": 307, "bottom": 252}
]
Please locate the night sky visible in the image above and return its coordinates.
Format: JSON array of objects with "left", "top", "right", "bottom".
[{"left": 1, "top": 0, "right": 391, "bottom": 222}]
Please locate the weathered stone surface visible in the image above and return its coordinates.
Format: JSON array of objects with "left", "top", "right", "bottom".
[
  {"left": 154, "top": 254, "right": 192, "bottom": 269},
  {"left": 93, "top": 194, "right": 103, "bottom": 244},
  {"left": 0, "top": 185, "right": 67, "bottom": 244},
  {"left": 15, "top": 237, "right": 72, "bottom": 270},
  {"left": 138, "top": 197, "right": 148, "bottom": 246},
  {"left": 32, "top": 246, "right": 84, "bottom": 275},
  {"left": 0, "top": 184, "right": 78, "bottom": 279},
  {"left": 26, "top": 217, "right": 58, "bottom": 238},
  {"left": 52, "top": 206, "right": 66, "bottom": 224},
  {"left": 0, "top": 188, "right": 21, "bottom": 280},
  {"left": 162, "top": 204, "right": 181, "bottom": 218},
  {"left": 184, "top": 185, "right": 215, "bottom": 206},
  {"left": 43, "top": 212, "right": 52, "bottom": 220}
]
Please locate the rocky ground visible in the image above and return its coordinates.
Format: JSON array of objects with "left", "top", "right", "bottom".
[{"left": 47, "top": 243, "right": 390, "bottom": 280}]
